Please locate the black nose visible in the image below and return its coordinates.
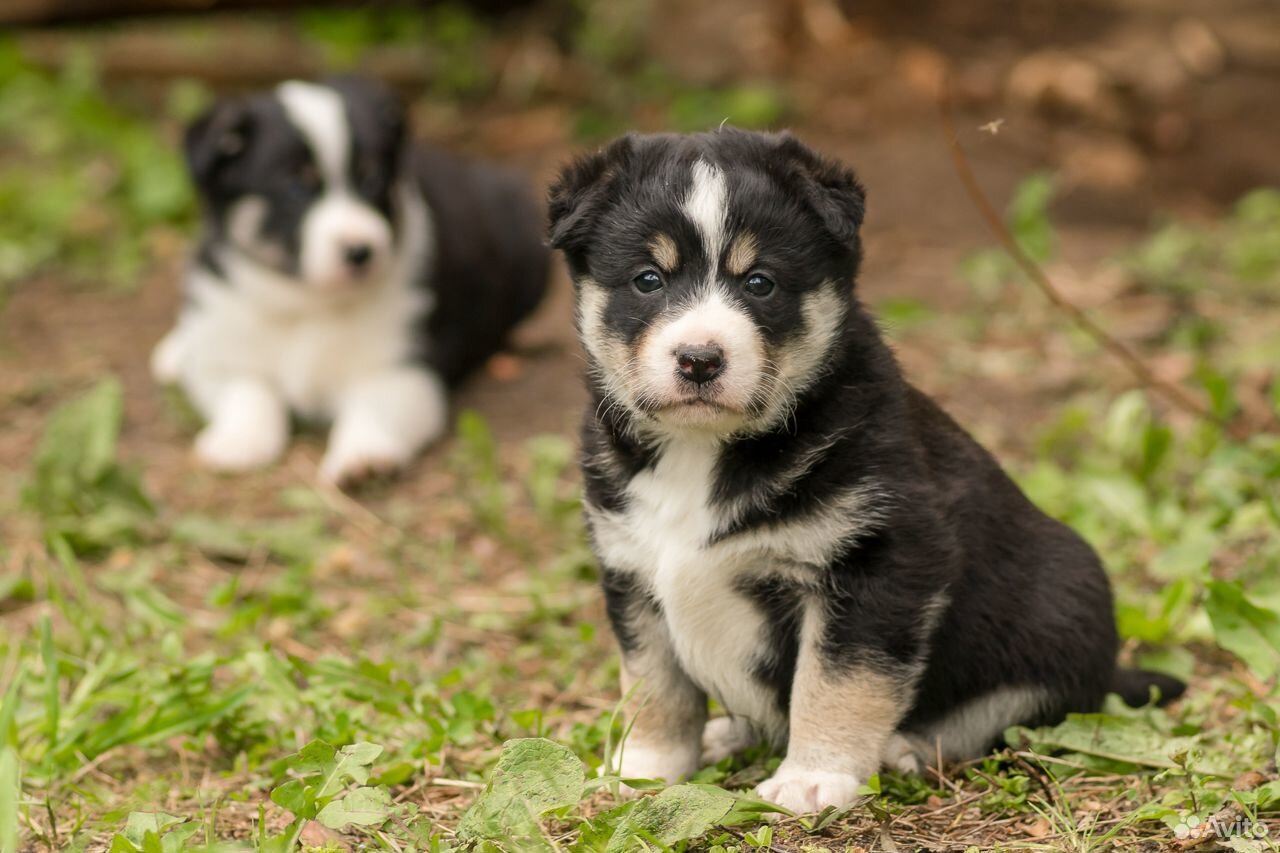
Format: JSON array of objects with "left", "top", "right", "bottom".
[
  {"left": 676, "top": 344, "right": 724, "bottom": 385},
  {"left": 344, "top": 244, "right": 373, "bottom": 269}
]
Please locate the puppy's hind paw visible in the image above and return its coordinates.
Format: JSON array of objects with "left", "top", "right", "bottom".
[
  {"left": 881, "top": 733, "right": 926, "bottom": 776},
  {"left": 615, "top": 742, "right": 699, "bottom": 798},
  {"left": 701, "top": 716, "right": 757, "bottom": 764},
  {"left": 756, "top": 766, "right": 862, "bottom": 815}
]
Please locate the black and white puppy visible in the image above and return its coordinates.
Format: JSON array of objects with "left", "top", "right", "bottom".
[
  {"left": 549, "top": 129, "right": 1183, "bottom": 813},
  {"left": 153, "top": 76, "right": 548, "bottom": 484}
]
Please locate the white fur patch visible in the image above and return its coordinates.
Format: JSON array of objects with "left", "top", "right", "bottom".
[
  {"left": 276, "top": 81, "right": 348, "bottom": 185},
  {"left": 589, "top": 437, "right": 788, "bottom": 741},
  {"left": 682, "top": 160, "right": 728, "bottom": 272}
]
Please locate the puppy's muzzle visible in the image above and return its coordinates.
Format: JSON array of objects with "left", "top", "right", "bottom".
[{"left": 676, "top": 343, "right": 724, "bottom": 386}]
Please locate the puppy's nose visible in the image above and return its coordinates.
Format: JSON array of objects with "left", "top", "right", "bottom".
[
  {"left": 344, "top": 243, "right": 373, "bottom": 270},
  {"left": 676, "top": 344, "right": 724, "bottom": 385}
]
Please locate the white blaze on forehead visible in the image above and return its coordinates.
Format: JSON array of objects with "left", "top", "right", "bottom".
[
  {"left": 682, "top": 160, "right": 728, "bottom": 273},
  {"left": 276, "top": 81, "right": 350, "bottom": 187}
]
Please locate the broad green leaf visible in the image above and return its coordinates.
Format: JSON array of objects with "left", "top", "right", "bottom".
[
  {"left": 317, "top": 742, "right": 384, "bottom": 797},
  {"left": 604, "top": 784, "right": 736, "bottom": 853},
  {"left": 458, "top": 738, "right": 586, "bottom": 847},
  {"left": 269, "top": 780, "right": 311, "bottom": 818},
  {"left": 1011, "top": 714, "right": 1235, "bottom": 776},
  {"left": 1205, "top": 580, "right": 1280, "bottom": 680},
  {"left": 122, "top": 812, "right": 185, "bottom": 846},
  {"left": 316, "top": 786, "right": 393, "bottom": 829}
]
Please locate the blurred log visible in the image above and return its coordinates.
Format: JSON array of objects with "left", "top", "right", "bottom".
[
  {"left": 18, "top": 31, "right": 438, "bottom": 86},
  {"left": 0, "top": 0, "right": 535, "bottom": 27}
]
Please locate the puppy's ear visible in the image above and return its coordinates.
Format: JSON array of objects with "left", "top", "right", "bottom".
[
  {"left": 774, "top": 133, "right": 866, "bottom": 248},
  {"left": 548, "top": 134, "right": 636, "bottom": 255},
  {"left": 184, "top": 97, "right": 252, "bottom": 189}
]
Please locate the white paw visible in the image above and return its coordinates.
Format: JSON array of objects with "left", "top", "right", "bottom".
[
  {"left": 617, "top": 742, "right": 699, "bottom": 796},
  {"left": 195, "top": 422, "right": 285, "bottom": 472},
  {"left": 150, "top": 328, "right": 185, "bottom": 383},
  {"left": 756, "top": 766, "right": 863, "bottom": 814},
  {"left": 701, "top": 716, "right": 757, "bottom": 764},
  {"left": 319, "top": 423, "right": 412, "bottom": 486}
]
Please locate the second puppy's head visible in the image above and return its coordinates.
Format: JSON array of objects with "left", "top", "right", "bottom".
[
  {"left": 185, "top": 76, "right": 408, "bottom": 292},
  {"left": 550, "top": 129, "right": 866, "bottom": 436}
]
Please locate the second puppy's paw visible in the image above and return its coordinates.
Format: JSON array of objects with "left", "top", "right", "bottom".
[
  {"left": 320, "top": 422, "right": 412, "bottom": 487},
  {"left": 195, "top": 423, "right": 285, "bottom": 472},
  {"left": 701, "top": 716, "right": 757, "bottom": 764},
  {"left": 756, "top": 766, "right": 863, "bottom": 814}
]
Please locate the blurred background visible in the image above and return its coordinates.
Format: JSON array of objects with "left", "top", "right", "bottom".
[
  {"left": 1, "top": 1, "right": 1279, "bottom": 849},
  {"left": 2, "top": 0, "right": 1278, "bottom": 458}
]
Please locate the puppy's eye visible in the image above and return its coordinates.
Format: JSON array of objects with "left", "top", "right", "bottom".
[
  {"left": 633, "top": 270, "right": 664, "bottom": 294},
  {"left": 296, "top": 162, "right": 322, "bottom": 191},
  {"left": 744, "top": 273, "right": 775, "bottom": 297}
]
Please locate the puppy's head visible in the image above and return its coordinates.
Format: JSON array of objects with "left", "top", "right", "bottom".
[
  {"left": 550, "top": 129, "right": 865, "bottom": 436},
  {"left": 185, "top": 76, "right": 407, "bottom": 291}
]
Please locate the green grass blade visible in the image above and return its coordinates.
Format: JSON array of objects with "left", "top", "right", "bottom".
[{"left": 0, "top": 746, "right": 19, "bottom": 853}]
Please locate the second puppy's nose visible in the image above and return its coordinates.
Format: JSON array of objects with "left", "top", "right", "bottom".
[
  {"left": 676, "top": 344, "right": 724, "bottom": 385},
  {"left": 344, "top": 243, "right": 373, "bottom": 270}
]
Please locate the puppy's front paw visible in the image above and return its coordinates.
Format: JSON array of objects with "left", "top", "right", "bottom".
[
  {"left": 756, "top": 766, "right": 862, "bottom": 814},
  {"left": 320, "top": 422, "right": 412, "bottom": 486},
  {"left": 195, "top": 423, "right": 285, "bottom": 472},
  {"left": 616, "top": 742, "right": 699, "bottom": 798},
  {"left": 701, "top": 716, "right": 756, "bottom": 764}
]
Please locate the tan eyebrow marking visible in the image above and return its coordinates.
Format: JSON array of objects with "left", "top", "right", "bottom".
[
  {"left": 725, "top": 232, "right": 759, "bottom": 277},
  {"left": 649, "top": 233, "right": 680, "bottom": 272}
]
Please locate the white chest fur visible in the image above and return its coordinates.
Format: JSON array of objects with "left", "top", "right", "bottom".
[
  {"left": 591, "top": 437, "right": 788, "bottom": 737},
  {"left": 174, "top": 265, "right": 427, "bottom": 421}
]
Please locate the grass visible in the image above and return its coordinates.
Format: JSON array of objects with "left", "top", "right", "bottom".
[{"left": 2, "top": 14, "right": 1280, "bottom": 853}]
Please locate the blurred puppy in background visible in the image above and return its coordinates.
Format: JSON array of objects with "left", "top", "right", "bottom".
[
  {"left": 153, "top": 76, "right": 548, "bottom": 485},
  {"left": 549, "top": 129, "right": 1183, "bottom": 813}
]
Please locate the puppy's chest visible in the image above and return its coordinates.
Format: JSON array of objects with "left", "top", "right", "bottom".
[
  {"left": 593, "top": 441, "right": 791, "bottom": 727},
  {"left": 189, "top": 273, "right": 426, "bottom": 418}
]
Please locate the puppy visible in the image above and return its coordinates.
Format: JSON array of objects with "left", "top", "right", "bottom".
[
  {"left": 549, "top": 129, "right": 1183, "bottom": 813},
  {"left": 153, "top": 76, "right": 549, "bottom": 485}
]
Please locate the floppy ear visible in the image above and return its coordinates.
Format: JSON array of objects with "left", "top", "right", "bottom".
[
  {"left": 774, "top": 133, "right": 866, "bottom": 249},
  {"left": 184, "top": 97, "right": 253, "bottom": 189},
  {"left": 547, "top": 134, "right": 636, "bottom": 255}
]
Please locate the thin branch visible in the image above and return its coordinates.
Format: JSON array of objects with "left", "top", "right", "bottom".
[{"left": 937, "top": 86, "right": 1233, "bottom": 432}]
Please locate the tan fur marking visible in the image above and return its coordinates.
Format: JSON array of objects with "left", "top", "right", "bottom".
[
  {"left": 650, "top": 233, "right": 680, "bottom": 272},
  {"left": 725, "top": 233, "right": 759, "bottom": 277},
  {"left": 784, "top": 612, "right": 908, "bottom": 779}
]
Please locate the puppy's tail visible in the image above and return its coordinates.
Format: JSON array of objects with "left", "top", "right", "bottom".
[{"left": 1110, "top": 668, "right": 1186, "bottom": 708}]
